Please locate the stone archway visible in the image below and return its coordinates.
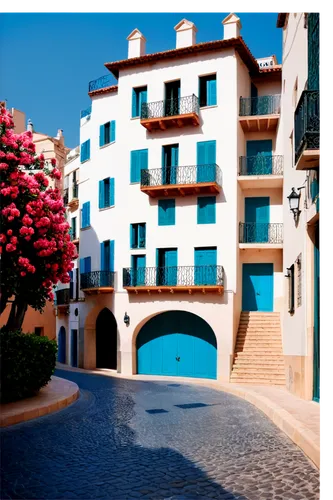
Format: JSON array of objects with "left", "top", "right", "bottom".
[{"left": 96, "top": 308, "right": 117, "bottom": 369}]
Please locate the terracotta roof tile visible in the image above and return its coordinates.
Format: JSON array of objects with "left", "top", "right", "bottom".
[{"left": 88, "top": 85, "right": 118, "bottom": 97}]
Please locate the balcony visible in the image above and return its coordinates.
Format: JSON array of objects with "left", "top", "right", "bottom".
[
  {"left": 294, "top": 90, "right": 319, "bottom": 170},
  {"left": 123, "top": 265, "right": 224, "bottom": 294},
  {"left": 88, "top": 74, "right": 114, "bottom": 93},
  {"left": 80, "top": 105, "right": 91, "bottom": 120},
  {"left": 238, "top": 155, "right": 283, "bottom": 189},
  {"left": 140, "top": 164, "right": 222, "bottom": 197},
  {"left": 239, "top": 95, "right": 281, "bottom": 132},
  {"left": 56, "top": 289, "right": 70, "bottom": 312},
  {"left": 239, "top": 223, "right": 283, "bottom": 249},
  {"left": 68, "top": 184, "right": 79, "bottom": 210},
  {"left": 80, "top": 271, "right": 115, "bottom": 295},
  {"left": 140, "top": 95, "right": 200, "bottom": 132}
]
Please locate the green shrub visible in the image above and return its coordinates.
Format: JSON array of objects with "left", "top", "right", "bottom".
[{"left": 0, "top": 328, "right": 58, "bottom": 403}]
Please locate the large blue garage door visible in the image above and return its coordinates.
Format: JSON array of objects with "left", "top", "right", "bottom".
[{"left": 137, "top": 311, "right": 217, "bottom": 379}]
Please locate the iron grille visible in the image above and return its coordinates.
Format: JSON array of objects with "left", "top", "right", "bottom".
[
  {"left": 239, "top": 223, "right": 283, "bottom": 244},
  {"left": 88, "top": 74, "right": 114, "bottom": 93},
  {"left": 294, "top": 90, "right": 319, "bottom": 164},
  {"left": 141, "top": 94, "right": 199, "bottom": 120},
  {"left": 308, "top": 13, "right": 319, "bottom": 91},
  {"left": 141, "top": 164, "right": 222, "bottom": 188},
  {"left": 239, "top": 155, "right": 284, "bottom": 176},
  {"left": 56, "top": 289, "right": 70, "bottom": 305},
  {"left": 80, "top": 271, "right": 115, "bottom": 289},
  {"left": 239, "top": 95, "right": 281, "bottom": 116},
  {"left": 80, "top": 106, "right": 92, "bottom": 119},
  {"left": 122, "top": 265, "right": 224, "bottom": 288}
]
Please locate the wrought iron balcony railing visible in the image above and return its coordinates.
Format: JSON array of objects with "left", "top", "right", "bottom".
[
  {"left": 239, "top": 223, "right": 283, "bottom": 244},
  {"left": 88, "top": 74, "right": 114, "bottom": 93},
  {"left": 294, "top": 90, "right": 320, "bottom": 164},
  {"left": 72, "top": 184, "right": 79, "bottom": 199},
  {"left": 123, "top": 265, "right": 224, "bottom": 288},
  {"left": 239, "top": 95, "right": 281, "bottom": 116},
  {"left": 80, "top": 271, "right": 115, "bottom": 289},
  {"left": 239, "top": 155, "right": 283, "bottom": 176},
  {"left": 141, "top": 164, "right": 222, "bottom": 188},
  {"left": 56, "top": 288, "right": 70, "bottom": 306},
  {"left": 80, "top": 106, "right": 92, "bottom": 119},
  {"left": 141, "top": 94, "right": 199, "bottom": 120},
  {"left": 63, "top": 189, "right": 69, "bottom": 206}
]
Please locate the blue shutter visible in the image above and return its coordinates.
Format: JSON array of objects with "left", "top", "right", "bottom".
[
  {"left": 167, "top": 199, "right": 175, "bottom": 225},
  {"left": 197, "top": 197, "right": 205, "bottom": 224},
  {"left": 100, "top": 242, "right": 105, "bottom": 271},
  {"left": 99, "top": 180, "right": 104, "bottom": 209},
  {"left": 207, "top": 77, "right": 217, "bottom": 106},
  {"left": 130, "top": 150, "right": 139, "bottom": 182},
  {"left": 109, "top": 240, "right": 114, "bottom": 272},
  {"left": 139, "top": 224, "right": 146, "bottom": 247},
  {"left": 130, "top": 224, "right": 135, "bottom": 248},
  {"left": 110, "top": 178, "right": 115, "bottom": 206},
  {"left": 81, "top": 204, "right": 86, "bottom": 228},
  {"left": 132, "top": 89, "right": 137, "bottom": 118},
  {"left": 197, "top": 141, "right": 206, "bottom": 165},
  {"left": 99, "top": 125, "right": 104, "bottom": 147},
  {"left": 80, "top": 258, "right": 85, "bottom": 274},
  {"left": 139, "top": 149, "right": 148, "bottom": 180},
  {"left": 198, "top": 196, "right": 216, "bottom": 224},
  {"left": 111, "top": 120, "right": 116, "bottom": 143},
  {"left": 158, "top": 199, "right": 175, "bottom": 226},
  {"left": 85, "top": 201, "right": 90, "bottom": 227},
  {"left": 84, "top": 257, "right": 91, "bottom": 273},
  {"left": 139, "top": 88, "right": 147, "bottom": 118},
  {"left": 80, "top": 142, "right": 85, "bottom": 162}
]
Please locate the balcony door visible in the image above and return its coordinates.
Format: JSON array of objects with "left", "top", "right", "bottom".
[
  {"left": 162, "top": 144, "right": 178, "bottom": 185},
  {"left": 197, "top": 140, "right": 216, "bottom": 182},
  {"left": 245, "top": 197, "right": 270, "bottom": 243},
  {"left": 132, "top": 255, "right": 146, "bottom": 286},
  {"left": 100, "top": 240, "right": 114, "bottom": 286},
  {"left": 246, "top": 140, "right": 272, "bottom": 175},
  {"left": 165, "top": 80, "right": 180, "bottom": 117},
  {"left": 157, "top": 248, "right": 178, "bottom": 286},
  {"left": 194, "top": 247, "right": 217, "bottom": 285}
]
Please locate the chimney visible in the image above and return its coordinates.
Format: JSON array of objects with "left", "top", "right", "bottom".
[
  {"left": 127, "top": 29, "right": 146, "bottom": 59},
  {"left": 222, "top": 13, "right": 242, "bottom": 40},
  {"left": 56, "top": 129, "right": 63, "bottom": 139},
  {"left": 174, "top": 19, "right": 197, "bottom": 49},
  {"left": 27, "top": 119, "right": 33, "bottom": 133}
]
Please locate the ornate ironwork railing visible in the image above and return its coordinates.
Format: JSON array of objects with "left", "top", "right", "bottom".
[
  {"left": 308, "top": 13, "right": 319, "bottom": 91},
  {"left": 294, "top": 90, "right": 320, "bottom": 164},
  {"left": 239, "top": 155, "right": 284, "bottom": 176},
  {"left": 80, "top": 106, "right": 92, "bottom": 119},
  {"left": 239, "top": 223, "right": 283, "bottom": 244},
  {"left": 239, "top": 95, "right": 281, "bottom": 116},
  {"left": 123, "top": 265, "right": 224, "bottom": 288},
  {"left": 72, "top": 184, "right": 79, "bottom": 199},
  {"left": 63, "top": 189, "right": 69, "bottom": 205},
  {"left": 141, "top": 164, "right": 222, "bottom": 188},
  {"left": 88, "top": 74, "right": 114, "bottom": 93},
  {"left": 56, "top": 289, "right": 70, "bottom": 306},
  {"left": 141, "top": 94, "right": 199, "bottom": 120},
  {"left": 80, "top": 271, "right": 115, "bottom": 289}
]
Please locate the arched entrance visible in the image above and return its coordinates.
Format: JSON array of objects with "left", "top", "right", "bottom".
[
  {"left": 136, "top": 311, "right": 217, "bottom": 379},
  {"left": 96, "top": 308, "right": 117, "bottom": 369},
  {"left": 58, "top": 326, "right": 66, "bottom": 364}
]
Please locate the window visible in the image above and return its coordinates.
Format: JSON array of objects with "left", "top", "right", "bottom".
[
  {"left": 197, "top": 196, "right": 216, "bottom": 224},
  {"left": 132, "top": 86, "right": 147, "bottom": 118},
  {"left": 199, "top": 74, "right": 217, "bottom": 107},
  {"left": 81, "top": 201, "right": 90, "bottom": 228},
  {"left": 71, "top": 217, "right": 77, "bottom": 240},
  {"left": 158, "top": 199, "right": 175, "bottom": 226},
  {"left": 130, "top": 223, "right": 146, "bottom": 249},
  {"left": 100, "top": 240, "right": 115, "bottom": 272},
  {"left": 80, "top": 139, "right": 90, "bottom": 163},
  {"left": 130, "top": 149, "right": 148, "bottom": 183},
  {"left": 296, "top": 254, "right": 302, "bottom": 307},
  {"left": 99, "top": 177, "right": 115, "bottom": 209},
  {"left": 99, "top": 120, "right": 116, "bottom": 147},
  {"left": 34, "top": 327, "right": 43, "bottom": 336},
  {"left": 287, "top": 264, "right": 295, "bottom": 314},
  {"left": 80, "top": 256, "right": 91, "bottom": 274}
]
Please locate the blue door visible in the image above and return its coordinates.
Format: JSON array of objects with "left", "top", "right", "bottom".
[
  {"left": 58, "top": 326, "right": 66, "bottom": 364},
  {"left": 246, "top": 140, "right": 272, "bottom": 175},
  {"left": 162, "top": 144, "right": 178, "bottom": 185},
  {"left": 157, "top": 248, "right": 178, "bottom": 286},
  {"left": 245, "top": 197, "right": 270, "bottom": 243},
  {"left": 132, "top": 255, "right": 146, "bottom": 286},
  {"left": 197, "top": 140, "right": 216, "bottom": 182},
  {"left": 242, "top": 263, "right": 273, "bottom": 312},
  {"left": 137, "top": 311, "right": 217, "bottom": 379},
  {"left": 71, "top": 330, "right": 78, "bottom": 367},
  {"left": 194, "top": 247, "right": 217, "bottom": 285}
]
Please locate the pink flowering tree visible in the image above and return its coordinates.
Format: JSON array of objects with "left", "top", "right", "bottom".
[{"left": 0, "top": 106, "right": 77, "bottom": 331}]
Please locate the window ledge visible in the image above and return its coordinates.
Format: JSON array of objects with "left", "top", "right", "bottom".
[
  {"left": 199, "top": 105, "right": 218, "bottom": 110},
  {"left": 130, "top": 247, "right": 146, "bottom": 250},
  {"left": 130, "top": 182, "right": 140, "bottom": 185},
  {"left": 99, "top": 141, "right": 116, "bottom": 150},
  {"left": 80, "top": 159, "right": 91, "bottom": 165},
  {"left": 99, "top": 205, "right": 115, "bottom": 212},
  {"left": 131, "top": 116, "right": 140, "bottom": 120},
  {"left": 81, "top": 226, "right": 91, "bottom": 231}
]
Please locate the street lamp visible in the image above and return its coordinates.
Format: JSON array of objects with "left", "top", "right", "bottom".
[
  {"left": 287, "top": 187, "right": 301, "bottom": 222},
  {"left": 124, "top": 312, "right": 130, "bottom": 326}
]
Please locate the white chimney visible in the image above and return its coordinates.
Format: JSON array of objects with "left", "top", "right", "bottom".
[
  {"left": 27, "top": 119, "right": 33, "bottom": 133},
  {"left": 222, "top": 13, "right": 242, "bottom": 40},
  {"left": 127, "top": 29, "right": 146, "bottom": 59},
  {"left": 56, "top": 129, "right": 63, "bottom": 139},
  {"left": 174, "top": 19, "right": 197, "bottom": 49}
]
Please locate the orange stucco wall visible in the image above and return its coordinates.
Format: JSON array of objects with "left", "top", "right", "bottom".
[{"left": 0, "top": 301, "right": 56, "bottom": 340}]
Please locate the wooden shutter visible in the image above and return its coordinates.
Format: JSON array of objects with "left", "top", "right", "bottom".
[
  {"left": 197, "top": 196, "right": 216, "bottom": 224},
  {"left": 99, "top": 180, "right": 104, "bottom": 209},
  {"left": 109, "top": 240, "right": 115, "bottom": 272},
  {"left": 111, "top": 120, "right": 116, "bottom": 143},
  {"left": 139, "top": 223, "right": 146, "bottom": 247},
  {"left": 166, "top": 199, "right": 175, "bottom": 225},
  {"left": 99, "top": 125, "right": 104, "bottom": 147},
  {"left": 83, "top": 201, "right": 90, "bottom": 227},
  {"left": 110, "top": 178, "right": 115, "bottom": 206},
  {"left": 130, "top": 150, "right": 139, "bottom": 182},
  {"left": 139, "top": 149, "right": 148, "bottom": 183},
  {"left": 130, "top": 224, "right": 136, "bottom": 249},
  {"left": 100, "top": 242, "right": 105, "bottom": 271},
  {"left": 139, "top": 88, "right": 147, "bottom": 117},
  {"left": 84, "top": 257, "right": 91, "bottom": 273},
  {"left": 207, "top": 77, "right": 217, "bottom": 106},
  {"left": 79, "top": 258, "right": 85, "bottom": 274},
  {"left": 132, "top": 88, "right": 137, "bottom": 118}
]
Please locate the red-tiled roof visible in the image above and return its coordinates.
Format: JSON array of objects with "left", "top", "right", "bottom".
[
  {"left": 105, "top": 37, "right": 263, "bottom": 78},
  {"left": 88, "top": 85, "right": 118, "bottom": 97},
  {"left": 260, "top": 66, "right": 282, "bottom": 73},
  {"left": 277, "top": 13, "right": 287, "bottom": 28}
]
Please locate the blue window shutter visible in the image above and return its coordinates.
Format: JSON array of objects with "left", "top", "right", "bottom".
[
  {"left": 197, "top": 198, "right": 205, "bottom": 224},
  {"left": 167, "top": 199, "right": 175, "bottom": 225},
  {"left": 207, "top": 140, "right": 216, "bottom": 164},
  {"left": 99, "top": 180, "right": 104, "bottom": 209},
  {"left": 208, "top": 77, "right": 217, "bottom": 106},
  {"left": 159, "top": 199, "right": 175, "bottom": 226},
  {"left": 171, "top": 145, "right": 179, "bottom": 166},
  {"left": 81, "top": 204, "right": 86, "bottom": 228},
  {"left": 80, "top": 142, "right": 86, "bottom": 162},
  {"left": 109, "top": 240, "right": 114, "bottom": 272},
  {"left": 130, "top": 224, "right": 134, "bottom": 248},
  {"left": 86, "top": 201, "right": 90, "bottom": 226},
  {"left": 158, "top": 201, "right": 164, "bottom": 226},
  {"left": 198, "top": 197, "right": 216, "bottom": 224},
  {"left": 197, "top": 141, "right": 206, "bottom": 165},
  {"left": 139, "top": 223, "right": 146, "bottom": 247},
  {"left": 139, "top": 149, "right": 148, "bottom": 180},
  {"left": 130, "top": 150, "right": 138, "bottom": 182},
  {"left": 139, "top": 88, "right": 147, "bottom": 117},
  {"left": 111, "top": 120, "right": 115, "bottom": 142},
  {"left": 132, "top": 89, "right": 137, "bottom": 117},
  {"left": 85, "top": 257, "right": 91, "bottom": 273},
  {"left": 207, "top": 197, "right": 216, "bottom": 223},
  {"left": 100, "top": 242, "right": 105, "bottom": 271},
  {"left": 110, "top": 178, "right": 115, "bottom": 206},
  {"left": 80, "top": 258, "right": 85, "bottom": 274},
  {"left": 99, "top": 125, "right": 104, "bottom": 147}
]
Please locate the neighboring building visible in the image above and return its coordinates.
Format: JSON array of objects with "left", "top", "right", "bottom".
[
  {"left": 56, "top": 14, "right": 288, "bottom": 386},
  {"left": 0, "top": 105, "right": 69, "bottom": 340},
  {"left": 277, "top": 13, "right": 320, "bottom": 401}
]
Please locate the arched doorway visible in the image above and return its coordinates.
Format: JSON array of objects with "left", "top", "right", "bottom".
[
  {"left": 96, "top": 308, "right": 117, "bottom": 369},
  {"left": 136, "top": 311, "right": 217, "bottom": 379},
  {"left": 58, "top": 326, "right": 66, "bottom": 364}
]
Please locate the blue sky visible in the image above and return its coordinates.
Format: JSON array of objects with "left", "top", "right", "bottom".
[{"left": 0, "top": 13, "right": 281, "bottom": 148}]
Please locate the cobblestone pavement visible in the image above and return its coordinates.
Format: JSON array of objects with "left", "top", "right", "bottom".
[{"left": 1, "top": 369, "right": 319, "bottom": 500}]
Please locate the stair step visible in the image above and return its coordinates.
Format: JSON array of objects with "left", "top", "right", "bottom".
[
  {"left": 234, "top": 349, "right": 283, "bottom": 354},
  {"left": 238, "top": 323, "right": 280, "bottom": 327},
  {"left": 232, "top": 366, "right": 285, "bottom": 374},
  {"left": 233, "top": 359, "right": 285, "bottom": 366},
  {"left": 230, "top": 372, "right": 286, "bottom": 380},
  {"left": 235, "top": 343, "right": 283, "bottom": 349},
  {"left": 236, "top": 335, "right": 282, "bottom": 340},
  {"left": 241, "top": 312, "right": 280, "bottom": 316},
  {"left": 230, "top": 378, "right": 286, "bottom": 386}
]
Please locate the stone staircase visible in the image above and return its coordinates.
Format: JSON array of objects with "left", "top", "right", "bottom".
[{"left": 230, "top": 311, "right": 286, "bottom": 386}]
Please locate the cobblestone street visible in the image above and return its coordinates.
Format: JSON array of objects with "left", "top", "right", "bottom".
[{"left": 1, "top": 369, "right": 320, "bottom": 499}]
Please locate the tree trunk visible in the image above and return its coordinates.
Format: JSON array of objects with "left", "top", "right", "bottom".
[
  {"left": 6, "top": 298, "right": 28, "bottom": 331},
  {"left": 0, "top": 293, "right": 9, "bottom": 316}
]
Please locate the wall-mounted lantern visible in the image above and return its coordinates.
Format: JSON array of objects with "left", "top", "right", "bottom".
[
  {"left": 287, "top": 187, "right": 301, "bottom": 222},
  {"left": 124, "top": 312, "right": 130, "bottom": 326}
]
